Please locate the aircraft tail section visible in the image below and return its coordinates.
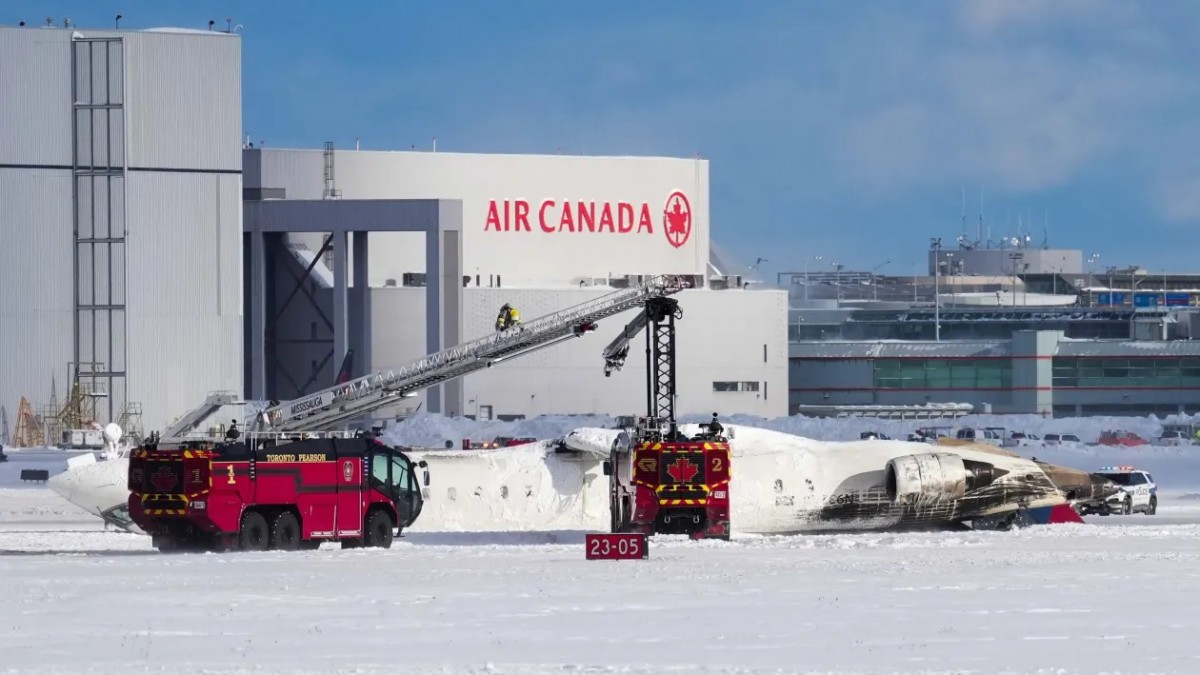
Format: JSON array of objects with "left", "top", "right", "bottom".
[{"left": 336, "top": 350, "right": 355, "bottom": 385}]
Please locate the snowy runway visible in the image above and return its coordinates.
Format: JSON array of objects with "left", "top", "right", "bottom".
[{"left": 3, "top": 489, "right": 1200, "bottom": 673}]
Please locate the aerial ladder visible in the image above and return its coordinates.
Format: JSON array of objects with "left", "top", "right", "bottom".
[
  {"left": 600, "top": 296, "right": 733, "bottom": 540},
  {"left": 250, "top": 275, "right": 693, "bottom": 433}
]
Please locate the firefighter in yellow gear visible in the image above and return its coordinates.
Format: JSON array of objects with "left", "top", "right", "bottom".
[{"left": 495, "top": 303, "right": 521, "bottom": 331}]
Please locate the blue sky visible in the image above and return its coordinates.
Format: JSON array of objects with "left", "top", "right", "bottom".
[{"left": 10, "top": 0, "right": 1200, "bottom": 281}]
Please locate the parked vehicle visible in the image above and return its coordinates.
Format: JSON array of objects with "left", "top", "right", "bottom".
[
  {"left": 1098, "top": 430, "right": 1149, "bottom": 447},
  {"left": 955, "top": 427, "right": 1005, "bottom": 444},
  {"left": 1043, "top": 433, "right": 1083, "bottom": 446},
  {"left": 1157, "top": 429, "right": 1194, "bottom": 446}
]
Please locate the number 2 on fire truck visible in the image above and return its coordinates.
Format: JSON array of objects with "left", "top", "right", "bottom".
[{"left": 711, "top": 456, "right": 723, "bottom": 472}]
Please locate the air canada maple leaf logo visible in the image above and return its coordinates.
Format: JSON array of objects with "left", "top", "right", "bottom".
[
  {"left": 666, "top": 457, "right": 699, "bottom": 483},
  {"left": 150, "top": 466, "right": 178, "bottom": 492},
  {"left": 663, "top": 191, "right": 692, "bottom": 249}
]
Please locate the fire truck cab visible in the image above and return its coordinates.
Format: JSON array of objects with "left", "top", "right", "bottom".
[{"left": 128, "top": 431, "right": 428, "bottom": 552}]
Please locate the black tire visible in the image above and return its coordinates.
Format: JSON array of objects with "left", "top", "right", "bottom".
[
  {"left": 1146, "top": 496, "right": 1157, "bottom": 516},
  {"left": 270, "top": 511, "right": 301, "bottom": 551},
  {"left": 364, "top": 510, "right": 394, "bottom": 549},
  {"left": 239, "top": 510, "right": 270, "bottom": 551},
  {"left": 1122, "top": 498, "right": 1132, "bottom": 516}
]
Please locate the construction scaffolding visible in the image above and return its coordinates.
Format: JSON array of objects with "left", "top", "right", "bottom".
[{"left": 12, "top": 397, "right": 44, "bottom": 447}]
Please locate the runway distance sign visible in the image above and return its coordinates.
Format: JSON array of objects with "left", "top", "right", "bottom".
[{"left": 585, "top": 533, "right": 648, "bottom": 560}]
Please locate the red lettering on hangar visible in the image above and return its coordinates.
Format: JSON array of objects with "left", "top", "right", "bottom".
[{"left": 485, "top": 199, "right": 654, "bottom": 235}]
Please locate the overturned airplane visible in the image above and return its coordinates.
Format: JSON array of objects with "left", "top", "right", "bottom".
[{"left": 47, "top": 423, "right": 1117, "bottom": 536}]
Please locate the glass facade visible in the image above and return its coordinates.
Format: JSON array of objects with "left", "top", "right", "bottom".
[
  {"left": 873, "top": 359, "right": 1013, "bottom": 389},
  {"left": 1052, "top": 358, "right": 1200, "bottom": 388}
]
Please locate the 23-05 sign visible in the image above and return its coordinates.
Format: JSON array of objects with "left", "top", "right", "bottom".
[{"left": 585, "top": 533, "right": 648, "bottom": 560}]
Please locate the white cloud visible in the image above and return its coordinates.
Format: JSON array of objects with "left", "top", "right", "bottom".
[{"left": 958, "top": 0, "right": 1139, "bottom": 34}]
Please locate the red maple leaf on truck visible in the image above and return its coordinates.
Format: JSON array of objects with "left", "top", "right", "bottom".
[{"left": 666, "top": 457, "right": 699, "bottom": 483}]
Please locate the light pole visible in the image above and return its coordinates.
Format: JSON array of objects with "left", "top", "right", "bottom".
[
  {"left": 833, "top": 262, "right": 844, "bottom": 303},
  {"left": 930, "top": 238, "right": 942, "bottom": 341}
]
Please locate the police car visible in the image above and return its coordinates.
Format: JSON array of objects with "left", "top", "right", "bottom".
[{"left": 1090, "top": 466, "right": 1158, "bottom": 516}]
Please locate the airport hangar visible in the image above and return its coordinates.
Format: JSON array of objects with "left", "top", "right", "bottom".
[
  {"left": 0, "top": 23, "right": 786, "bottom": 437},
  {"left": 244, "top": 147, "right": 788, "bottom": 423}
]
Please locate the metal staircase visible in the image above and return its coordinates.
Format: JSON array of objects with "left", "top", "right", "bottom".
[{"left": 260, "top": 275, "right": 692, "bottom": 432}]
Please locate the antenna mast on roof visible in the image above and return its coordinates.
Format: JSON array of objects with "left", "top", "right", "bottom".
[
  {"left": 322, "top": 141, "right": 342, "bottom": 200},
  {"left": 960, "top": 186, "right": 966, "bottom": 240},
  {"left": 977, "top": 187, "right": 984, "bottom": 248}
]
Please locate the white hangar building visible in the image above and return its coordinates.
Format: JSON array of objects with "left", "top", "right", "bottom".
[
  {"left": 243, "top": 147, "right": 788, "bottom": 421},
  {"left": 0, "top": 25, "right": 242, "bottom": 438}
]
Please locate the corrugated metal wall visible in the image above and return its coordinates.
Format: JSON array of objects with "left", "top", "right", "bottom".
[
  {"left": 0, "top": 169, "right": 75, "bottom": 412},
  {"left": 125, "top": 171, "right": 242, "bottom": 430},
  {"left": 124, "top": 33, "right": 241, "bottom": 171},
  {"left": 0, "top": 28, "right": 72, "bottom": 166}
]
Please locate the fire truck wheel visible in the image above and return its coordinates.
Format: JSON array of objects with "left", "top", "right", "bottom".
[
  {"left": 364, "top": 509, "right": 394, "bottom": 549},
  {"left": 270, "top": 511, "right": 301, "bottom": 551},
  {"left": 239, "top": 510, "right": 270, "bottom": 551}
]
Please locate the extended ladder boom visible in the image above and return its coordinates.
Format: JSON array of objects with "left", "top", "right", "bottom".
[
  {"left": 262, "top": 275, "right": 691, "bottom": 431},
  {"left": 599, "top": 296, "right": 682, "bottom": 425}
]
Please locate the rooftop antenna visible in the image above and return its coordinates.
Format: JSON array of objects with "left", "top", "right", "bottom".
[
  {"left": 225, "top": 17, "right": 232, "bottom": 33},
  {"left": 46, "top": 17, "right": 55, "bottom": 27},
  {"left": 114, "top": 14, "right": 122, "bottom": 29},
  {"left": 432, "top": 136, "right": 437, "bottom": 152},
  {"left": 63, "top": 17, "right": 72, "bottom": 28},
  {"left": 355, "top": 136, "right": 360, "bottom": 151},
  {"left": 1042, "top": 211, "right": 1049, "bottom": 249},
  {"left": 208, "top": 19, "right": 215, "bottom": 30},
  {"left": 977, "top": 187, "right": 984, "bottom": 247},
  {"left": 960, "top": 186, "right": 966, "bottom": 240}
]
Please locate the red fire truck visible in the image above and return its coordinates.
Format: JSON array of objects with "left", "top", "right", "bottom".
[
  {"left": 128, "top": 431, "right": 428, "bottom": 552},
  {"left": 605, "top": 423, "right": 731, "bottom": 540},
  {"left": 600, "top": 296, "right": 733, "bottom": 540}
]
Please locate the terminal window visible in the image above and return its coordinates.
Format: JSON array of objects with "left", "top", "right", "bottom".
[
  {"left": 1052, "top": 357, "right": 1200, "bottom": 388},
  {"left": 873, "top": 359, "right": 1012, "bottom": 389}
]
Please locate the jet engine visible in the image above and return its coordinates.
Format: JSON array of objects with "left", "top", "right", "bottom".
[{"left": 885, "top": 453, "right": 1002, "bottom": 503}]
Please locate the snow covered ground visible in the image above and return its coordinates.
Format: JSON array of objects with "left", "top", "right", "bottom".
[
  {"left": 4, "top": 431, "right": 1200, "bottom": 674},
  {"left": 2, "top": 486, "right": 1200, "bottom": 673}
]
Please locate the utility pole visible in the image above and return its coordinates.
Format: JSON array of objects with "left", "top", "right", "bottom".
[{"left": 931, "top": 238, "right": 942, "bottom": 341}]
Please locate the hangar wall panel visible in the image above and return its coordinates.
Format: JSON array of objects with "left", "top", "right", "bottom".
[
  {"left": 252, "top": 148, "right": 710, "bottom": 288},
  {"left": 0, "top": 28, "right": 72, "bottom": 166},
  {"left": 0, "top": 169, "right": 75, "bottom": 416},
  {"left": 125, "top": 172, "right": 242, "bottom": 431},
  {"left": 123, "top": 33, "right": 241, "bottom": 171}
]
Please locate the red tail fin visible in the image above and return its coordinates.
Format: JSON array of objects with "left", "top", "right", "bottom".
[{"left": 336, "top": 350, "right": 355, "bottom": 385}]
